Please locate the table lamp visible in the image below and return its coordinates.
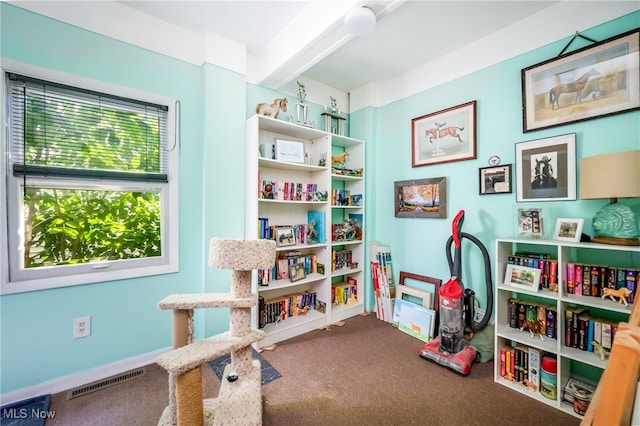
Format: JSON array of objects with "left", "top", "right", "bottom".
[{"left": 579, "top": 150, "right": 640, "bottom": 246}]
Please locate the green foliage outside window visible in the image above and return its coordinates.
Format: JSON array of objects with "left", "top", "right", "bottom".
[{"left": 18, "top": 84, "right": 165, "bottom": 269}]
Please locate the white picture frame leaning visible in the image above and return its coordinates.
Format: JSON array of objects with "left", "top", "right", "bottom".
[
  {"left": 504, "top": 264, "right": 541, "bottom": 292},
  {"left": 275, "top": 139, "right": 305, "bottom": 163},
  {"left": 553, "top": 218, "right": 584, "bottom": 242},
  {"left": 515, "top": 133, "right": 576, "bottom": 202}
]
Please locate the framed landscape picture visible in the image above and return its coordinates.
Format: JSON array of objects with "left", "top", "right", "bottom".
[
  {"left": 515, "top": 133, "right": 576, "bottom": 202},
  {"left": 394, "top": 177, "right": 446, "bottom": 218},
  {"left": 522, "top": 28, "right": 639, "bottom": 132},
  {"left": 411, "top": 101, "right": 476, "bottom": 167},
  {"left": 504, "top": 264, "right": 541, "bottom": 292}
]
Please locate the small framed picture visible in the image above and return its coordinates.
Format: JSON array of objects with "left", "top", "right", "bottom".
[
  {"left": 517, "top": 208, "right": 543, "bottom": 238},
  {"left": 504, "top": 264, "right": 541, "bottom": 292},
  {"left": 275, "top": 227, "right": 296, "bottom": 247},
  {"left": 289, "top": 262, "right": 306, "bottom": 282},
  {"left": 553, "top": 218, "right": 584, "bottom": 242},
  {"left": 515, "top": 133, "right": 576, "bottom": 202},
  {"left": 275, "top": 139, "right": 305, "bottom": 163},
  {"left": 479, "top": 164, "right": 512, "bottom": 195}
]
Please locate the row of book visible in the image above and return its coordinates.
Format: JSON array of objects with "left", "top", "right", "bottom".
[
  {"left": 509, "top": 298, "right": 558, "bottom": 339},
  {"left": 499, "top": 344, "right": 542, "bottom": 391},
  {"left": 258, "top": 292, "right": 319, "bottom": 328},
  {"left": 257, "top": 219, "right": 310, "bottom": 244},
  {"left": 370, "top": 242, "right": 395, "bottom": 323},
  {"left": 332, "top": 277, "right": 358, "bottom": 306},
  {"left": 565, "top": 307, "right": 619, "bottom": 352},
  {"left": 258, "top": 211, "right": 326, "bottom": 245},
  {"left": 566, "top": 263, "right": 637, "bottom": 303},
  {"left": 509, "top": 297, "right": 620, "bottom": 352},
  {"left": 507, "top": 253, "right": 558, "bottom": 290},
  {"left": 499, "top": 343, "right": 598, "bottom": 407},
  {"left": 257, "top": 252, "right": 319, "bottom": 286},
  {"left": 260, "top": 180, "right": 321, "bottom": 201},
  {"left": 332, "top": 249, "right": 354, "bottom": 272}
]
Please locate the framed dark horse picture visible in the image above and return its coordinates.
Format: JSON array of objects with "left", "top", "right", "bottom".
[
  {"left": 515, "top": 133, "right": 576, "bottom": 202},
  {"left": 521, "top": 28, "right": 639, "bottom": 132}
]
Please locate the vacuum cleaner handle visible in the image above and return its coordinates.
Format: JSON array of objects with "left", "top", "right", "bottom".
[{"left": 452, "top": 210, "right": 465, "bottom": 248}]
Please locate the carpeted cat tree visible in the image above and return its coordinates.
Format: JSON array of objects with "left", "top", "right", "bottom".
[{"left": 156, "top": 238, "right": 275, "bottom": 425}]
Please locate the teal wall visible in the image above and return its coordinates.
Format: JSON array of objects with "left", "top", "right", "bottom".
[
  {"left": 363, "top": 11, "right": 640, "bottom": 310},
  {"left": 0, "top": 3, "right": 638, "bottom": 395},
  {"left": 0, "top": 4, "right": 246, "bottom": 394}
]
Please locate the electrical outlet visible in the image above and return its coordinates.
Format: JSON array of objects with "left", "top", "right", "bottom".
[{"left": 73, "top": 316, "right": 91, "bottom": 339}]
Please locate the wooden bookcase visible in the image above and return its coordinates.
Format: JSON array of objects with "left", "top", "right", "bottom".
[
  {"left": 245, "top": 114, "right": 365, "bottom": 348},
  {"left": 493, "top": 237, "right": 639, "bottom": 419}
]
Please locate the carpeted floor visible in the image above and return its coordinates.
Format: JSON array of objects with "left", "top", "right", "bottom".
[{"left": 42, "top": 312, "right": 580, "bottom": 425}]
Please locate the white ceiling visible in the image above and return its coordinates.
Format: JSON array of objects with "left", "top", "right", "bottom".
[
  {"left": 12, "top": 1, "right": 640, "bottom": 105},
  {"left": 118, "top": 0, "right": 564, "bottom": 92}
]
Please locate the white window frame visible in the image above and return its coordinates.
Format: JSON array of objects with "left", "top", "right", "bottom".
[{"left": 1, "top": 60, "right": 179, "bottom": 295}]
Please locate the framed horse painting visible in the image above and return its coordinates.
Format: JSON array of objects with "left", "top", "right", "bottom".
[
  {"left": 521, "top": 28, "right": 639, "bottom": 132},
  {"left": 515, "top": 133, "right": 576, "bottom": 202},
  {"left": 411, "top": 101, "right": 476, "bottom": 167}
]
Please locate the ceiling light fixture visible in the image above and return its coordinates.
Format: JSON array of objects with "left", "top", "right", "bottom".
[{"left": 344, "top": 6, "right": 376, "bottom": 37}]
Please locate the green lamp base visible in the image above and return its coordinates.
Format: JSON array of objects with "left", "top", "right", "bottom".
[{"left": 592, "top": 201, "right": 640, "bottom": 246}]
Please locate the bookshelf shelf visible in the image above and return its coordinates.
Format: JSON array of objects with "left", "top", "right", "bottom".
[
  {"left": 246, "top": 114, "right": 365, "bottom": 348},
  {"left": 494, "top": 238, "right": 639, "bottom": 419}
]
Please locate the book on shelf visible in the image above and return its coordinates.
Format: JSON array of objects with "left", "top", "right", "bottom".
[
  {"left": 528, "top": 347, "right": 541, "bottom": 391},
  {"left": 562, "top": 376, "right": 597, "bottom": 406}
]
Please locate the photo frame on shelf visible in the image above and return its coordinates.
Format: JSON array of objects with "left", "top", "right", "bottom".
[
  {"left": 517, "top": 208, "right": 544, "bottom": 238},
  {"left": 553, "top": 218, "right": 584, "bottom": 242},
  {"left": 275, "top": 139, "right": 305, "bottom": 163},
  {"left": 411, "top": 101, "right": 476, "bottom": 167},
  {"left": 522, "top": 28, "right": 640, "bottom": 132},
  {"left": 479, "top": 164, "right": 512, "bottom": 195},
  {"left": 289, "top": 262, "right": 306, "bottom": 282},
  {"left": 275, "top": 226, "right": 296, "bottom": 247},
  {"left": 504, "top": 264, "right": 541, "bottom": 292},
  {"left": 515, "top": 133, "right": 576, "bottom": 202},
  {"left": 394, "top": 177, "right": 446, "bottom": 218}
]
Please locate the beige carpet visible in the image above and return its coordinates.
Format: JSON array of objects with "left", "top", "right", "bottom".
[{"left": 45, "top": 313, "right": 580, "bottom": 425}]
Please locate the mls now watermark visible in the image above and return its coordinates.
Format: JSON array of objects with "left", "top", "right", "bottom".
[{"left": 2, "top": 407, "right": 56, "bottom": 420}]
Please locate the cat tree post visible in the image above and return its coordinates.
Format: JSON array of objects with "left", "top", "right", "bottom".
[{"left": 156, "top": 238, "right": 275, "bottom": 426}]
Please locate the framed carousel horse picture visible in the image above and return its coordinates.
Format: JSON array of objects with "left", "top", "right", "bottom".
[
  {"left": 521, "top": 28, "right": 639, "bottom": 132},
  {"left": 515, "top": 133, "right": 576, "bottom": 202}
]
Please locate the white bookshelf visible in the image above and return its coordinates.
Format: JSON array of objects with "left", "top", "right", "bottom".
[
  {"left": 245, "top": 115, "right": 365, "bottom": 347},
  {"left": 493, "top": 237, "right": 639, "bottom": 418}
]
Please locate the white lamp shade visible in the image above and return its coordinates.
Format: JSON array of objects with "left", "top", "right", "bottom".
[
  {"left": 344, "top": 7, "right": 376, "bottom": 37},
  {"left": 580, "top": 150, "right": 640, "bottom": 199}
]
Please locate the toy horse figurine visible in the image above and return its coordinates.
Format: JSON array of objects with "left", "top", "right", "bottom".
[
  {"left": 332, "top": 151, "right": 349, "bottom": 167},
  {"left": 520, "top": 319, "right": 544, "bottom": 341},
  {"left": 256, "top": 98, "right": 288, "bottom": 118},
  {"left": 601, "top": 287, "right": 632, "bottom": 307}
]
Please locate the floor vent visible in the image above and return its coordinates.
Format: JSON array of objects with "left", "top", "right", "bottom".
[{"left": 66, "top": 367, "right": 147, "bottom": 400}]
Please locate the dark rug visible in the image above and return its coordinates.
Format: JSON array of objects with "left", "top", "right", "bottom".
[{"left": 208, "top": 348, "right": 281, "bottom": 385}]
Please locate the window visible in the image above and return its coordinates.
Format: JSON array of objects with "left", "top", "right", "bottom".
[{"left": 2, "top": 66, "right": 179, "bottom": 294}]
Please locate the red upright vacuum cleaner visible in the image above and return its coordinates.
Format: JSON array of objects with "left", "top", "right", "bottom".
[{"left": 419, "top": 210, "right": 493, "bottom": 375}]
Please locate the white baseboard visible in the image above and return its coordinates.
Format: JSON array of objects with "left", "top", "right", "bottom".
[{"left": 0, "top": 347, "right": 169, "bottom": 406}]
